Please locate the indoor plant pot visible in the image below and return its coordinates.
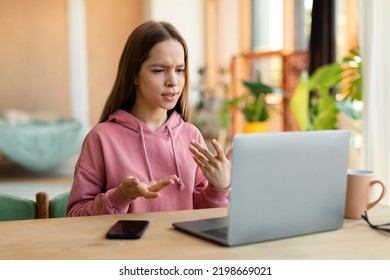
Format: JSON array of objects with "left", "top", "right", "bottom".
[{"left": 222, "top": 74, "right": 282, "bottom": 134}]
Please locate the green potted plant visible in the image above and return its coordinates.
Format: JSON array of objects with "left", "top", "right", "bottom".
[
  {"left": 222, "top": 74, "right": 282, "bottom": 133},
  {"left": 290, "top": 48, "right": 362, "bottom": 131}
]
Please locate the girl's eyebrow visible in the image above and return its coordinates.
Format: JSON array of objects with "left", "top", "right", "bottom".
[{"left": 148, "top": 63, "right": 185, "bottom": 68}]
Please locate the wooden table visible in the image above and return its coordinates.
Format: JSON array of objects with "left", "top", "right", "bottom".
[{"left": 1, "top": 205, "right": 390, "bottom": 260}]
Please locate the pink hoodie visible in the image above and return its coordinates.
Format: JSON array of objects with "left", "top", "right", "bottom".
[{"left": 66, "top": 109, "right": 230, "bottom": 216}]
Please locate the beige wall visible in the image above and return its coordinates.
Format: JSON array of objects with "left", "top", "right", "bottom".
[
  {"left": 0, "top": 0, "right": 142, "bottom": 124},
  {"left": 85, "top": 0, "right": 142, "bottom": 124},
  {"left": 0, "top": 0, "right": 70, "bottom": 116}
]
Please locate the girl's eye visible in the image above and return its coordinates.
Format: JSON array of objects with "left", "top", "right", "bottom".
[
  {"left": 152, "top": 69, "right": 164, "bottom": 73},
  {"left": 176, "top": 68, "right": 185, "bottom": 73}
]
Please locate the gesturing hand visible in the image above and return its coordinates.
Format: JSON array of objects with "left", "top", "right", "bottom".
[
  {"left": 119, "top": 175, "right": 180, "bottom": 199},
  {"left": 190, "top": 139, "right": 231, "bottom": 190}
]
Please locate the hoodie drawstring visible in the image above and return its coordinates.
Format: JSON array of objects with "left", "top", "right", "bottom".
[
  {"left": 139, "top": 124, "right": 154, "bottom": 182},
  {"left": 167, "top": 125, "right": 185, "bottom": 190},
  {"left": 138, "top": 123, "right": 184, "bottom": 191}
]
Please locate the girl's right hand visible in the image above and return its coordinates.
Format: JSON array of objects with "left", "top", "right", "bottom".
[{"left": 119, "top": 175, "right": 179, "bottom": 199}]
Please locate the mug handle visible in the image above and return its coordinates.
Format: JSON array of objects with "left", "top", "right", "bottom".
[{"left": 367, "top": 180, "right": 386, "bottom": 209}]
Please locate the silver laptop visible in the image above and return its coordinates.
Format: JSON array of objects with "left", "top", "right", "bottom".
[{"left": 172, "top": 130, "right": 350, "bottom": 246}]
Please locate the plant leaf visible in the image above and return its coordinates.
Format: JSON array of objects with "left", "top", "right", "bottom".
[
  {"left": 290, "top": 72, "right": 310, "bottom": 130},
  {"left": 312, "top": 92, "right": 338, "bottom": 130},
  {"left": 310, "top": 64, "right": 343, "bottom": 91},
  {"left": 243, "top": 80, "right": 274, "bottom": 98}
]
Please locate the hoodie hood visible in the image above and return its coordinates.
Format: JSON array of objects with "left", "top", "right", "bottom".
[
  {"left": 107, "top": 109, "right": 183, "bottom": 135},
  {"left": 107, "top": 109, "right": 185, "bottom": 190}
]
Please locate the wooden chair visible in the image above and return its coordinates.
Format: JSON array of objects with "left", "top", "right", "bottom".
[
  {"left": 0, "top": 191, "right": 70, "bottom": 221},
  {"left": 0, "top": 192, "right": 49, "bottom": 221},
  {"left": 36, "top": 191, "right": 49, "bottom": 219}
]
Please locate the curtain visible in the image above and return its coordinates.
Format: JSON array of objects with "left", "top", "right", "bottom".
[
  {"left": 308, "top": 0, "right": 336, "bottom": 74},
  {"left": 307, "top": 0, "right": 336, "bottom": 118},
  {"left": 359, "top": 0, "right": 390, "bottom": 204}
]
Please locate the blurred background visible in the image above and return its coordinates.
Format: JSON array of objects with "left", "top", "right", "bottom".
[{"left": 2, "top": 0, "right": 385, "bottom": 203}]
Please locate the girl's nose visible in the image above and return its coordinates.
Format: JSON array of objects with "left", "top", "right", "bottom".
[{"left": 165, "top": 71, "right": 178, "bottom": 87}]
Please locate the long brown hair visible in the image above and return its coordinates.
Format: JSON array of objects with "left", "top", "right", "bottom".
[{"left": 99, "top": 21, "right": 190, "bottom": 123}]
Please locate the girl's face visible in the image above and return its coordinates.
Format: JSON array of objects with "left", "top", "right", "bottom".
[{"left": 134, "top": 39, "right": 185, "bottom": 114}]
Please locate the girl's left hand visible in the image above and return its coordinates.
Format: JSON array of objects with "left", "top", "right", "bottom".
[{"left": 190, "top": 139, "right": 231, "bottom": 189}]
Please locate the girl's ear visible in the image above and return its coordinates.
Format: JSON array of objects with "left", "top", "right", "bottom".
[{"left": 134, "top": 77, "right": 138, "bottom": 86}]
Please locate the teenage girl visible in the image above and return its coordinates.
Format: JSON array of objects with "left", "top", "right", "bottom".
[{"left": 66, "top": 21, "right": 231, "bottom": 216}]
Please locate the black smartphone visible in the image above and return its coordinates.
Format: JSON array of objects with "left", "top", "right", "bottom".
[{"left": 106, "top": 220, "right": 149, "bottom": 239}]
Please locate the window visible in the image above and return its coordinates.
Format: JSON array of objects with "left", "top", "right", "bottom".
[{"left": 251, "top": 0, "right": 283, "bottom": 51}]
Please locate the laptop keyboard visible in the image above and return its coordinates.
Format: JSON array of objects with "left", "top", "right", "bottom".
[{"left": 202, "top": 227, "right": 228, "bottom": 240}]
